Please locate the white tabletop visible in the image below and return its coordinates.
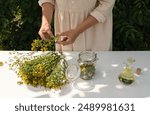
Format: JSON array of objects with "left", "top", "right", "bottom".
[{"left": 0, "top": 51, "right": 150, "bottom": 98}]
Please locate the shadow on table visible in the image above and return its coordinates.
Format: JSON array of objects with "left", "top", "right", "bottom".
[
  {"left": 72, "top": 70, "right": 150, "bottom": 98},
  {"left": 33, "top": 69, "right": 150, "bottom": 98},
  {"left": 33, "top": 84, "right": 73, "bottom": 98},
  {"left": 35, "top": 94, "right": 50, "bottom": 98},
  {"left": 27, "top": 85, "right": 46, "bottom": 92}
]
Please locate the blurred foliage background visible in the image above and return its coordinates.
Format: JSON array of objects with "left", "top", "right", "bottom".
[
  {"left": 0, "top": 0, "right": 150, "bottom": 50},
  {"left": 113, "top": 0, "right": 150, "bottom": 50},
  {"left": 0, "top": 0, "right": 41, "bottom": 50}
]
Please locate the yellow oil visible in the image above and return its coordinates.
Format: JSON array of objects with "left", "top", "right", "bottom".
[
  {"left": 118, "top": 75, "right": 134, "bottom": 85},
  {"left": 118, "top": 67, "right": 135, "bottom": 85}
]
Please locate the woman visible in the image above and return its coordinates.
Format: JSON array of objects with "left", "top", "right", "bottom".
[{"left": 38, "top": 0, "right": 116, "bottom": 51}]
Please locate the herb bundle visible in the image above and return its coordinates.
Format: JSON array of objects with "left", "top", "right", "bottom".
[
  {"left": 31, "top": 36, "right": 58, "bottom": 51},
  {"left": 9, "top": 52, "right": 69, "bottom": 89},
  {"left": 0, "top": 61, "right": 3, "bottom": 66}
]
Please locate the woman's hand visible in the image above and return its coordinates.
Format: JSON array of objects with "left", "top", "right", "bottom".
[
  {"left": 39, "top": 3, "right": 54, "bottom": 40},
  {"left": 38, "top": 23, "right": 53, "bottom": 39},
  {"left": 56, "top": 29, "right": 80, "bottom": 45},
  {"left": 56, "top": 15, "right": 98, "bottom": 46}
]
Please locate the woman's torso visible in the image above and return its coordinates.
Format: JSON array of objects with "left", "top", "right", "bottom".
[
  {"left": 54, "top": 0, "right": 113, "bottom": 51},
  {"left": 55, "top": 0, "right": 97, "bottom": 12}
]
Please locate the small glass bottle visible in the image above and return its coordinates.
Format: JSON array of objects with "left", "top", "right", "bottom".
[
  {"left": 78, "top": 51, "right": 97, "bottom": 80},
  {"left": 118, "top": 57, "right": 135, "bottom": 85}
]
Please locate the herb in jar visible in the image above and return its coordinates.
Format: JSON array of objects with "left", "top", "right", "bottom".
[
  {"left": 80, "top": 63, "right": 96, "bottom": 80},
  {"left": 78, "top": 52, "right": 97, "bottom": 80}
]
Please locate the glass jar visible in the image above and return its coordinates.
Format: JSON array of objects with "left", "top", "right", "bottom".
[{"left": 78, "top": 51, "right": 97, "bottom": 80}]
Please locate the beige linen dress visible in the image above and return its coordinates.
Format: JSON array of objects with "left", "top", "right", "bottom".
[{"left": 38, "top": 0, "right": 116, "bottom": 51}]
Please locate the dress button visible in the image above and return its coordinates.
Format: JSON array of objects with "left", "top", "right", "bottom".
[{"left": 71, "top": 0, "right": 74, "bottom": 4}]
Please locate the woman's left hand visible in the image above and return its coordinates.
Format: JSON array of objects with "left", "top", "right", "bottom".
[{"left": 56, "top": 29, "right": 80, "bottom": 46}]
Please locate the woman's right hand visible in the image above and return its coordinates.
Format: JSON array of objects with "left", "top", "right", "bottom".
[{"left": 38, "top": 23, "right": 53, "bottom": 40}]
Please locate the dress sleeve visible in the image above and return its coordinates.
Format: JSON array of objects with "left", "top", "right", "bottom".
[
  {"left": 90, "top": 0, "right": 116, "bottom": 23},
  {"left": 38, "top": 0, "right": 55, "bottom": 6}
]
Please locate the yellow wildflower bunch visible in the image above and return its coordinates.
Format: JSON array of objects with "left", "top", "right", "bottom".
[
  {"left": 9, "top": 52, "right": 69, "bottom": 89},
  {"left": 31, "top": 36, "right": 58, "bottom": 51}
]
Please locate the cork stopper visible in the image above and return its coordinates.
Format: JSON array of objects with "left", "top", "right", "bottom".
[{"left": 136, "top": 68, "right": 142, "bottom": 75}]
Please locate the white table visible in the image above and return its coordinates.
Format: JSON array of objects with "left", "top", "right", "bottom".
[{"left": 0, "top": 51, "right": 150, "bottom": 98}]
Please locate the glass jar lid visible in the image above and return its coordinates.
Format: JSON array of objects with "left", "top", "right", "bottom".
[
  {"left": 78, "top": 51, "right": 97, "bottom": 62},
  {"left": 73, "top": 78, "right": 94, "bottom": 91}
]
